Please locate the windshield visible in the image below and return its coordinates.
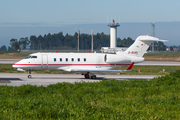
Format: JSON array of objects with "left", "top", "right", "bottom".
[
  {"left": 24, "top": 55, "right": 37, "bottom": 59},
  {"left": 24, "top": 55, "right": 31, "bottom": 59}
]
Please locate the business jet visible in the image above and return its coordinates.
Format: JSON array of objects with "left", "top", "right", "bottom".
[{"left": 12, "top": 35, "right": 166, "bottom": 79}]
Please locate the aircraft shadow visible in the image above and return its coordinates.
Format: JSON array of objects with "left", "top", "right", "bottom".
[
  {"left": 0, "top": 78, "right": 22, "bottom": 83},
  {"left": 30, "top": 77, "right": 105, "bottom": 80},
  {"left": 27, "top": 77, "right": 149, "bottom": 81}
]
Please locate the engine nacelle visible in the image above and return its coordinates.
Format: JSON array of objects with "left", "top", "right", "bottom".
[{"left": 105, "top": 54, "right": 131, "bottom": 64}]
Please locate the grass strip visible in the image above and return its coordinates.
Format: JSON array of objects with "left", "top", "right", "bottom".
[{"left": 0, "top": 70, "right": 180, "bottom": 119}]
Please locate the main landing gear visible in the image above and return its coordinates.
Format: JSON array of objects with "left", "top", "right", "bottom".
[
  {"left": 28, "top": 70, "right": 32, "bottom": 78},
  {"left": 84, "top": 72, "right": 97, "bottom": 79}
]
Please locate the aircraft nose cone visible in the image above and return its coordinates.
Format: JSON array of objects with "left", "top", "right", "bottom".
[
  {"left": 12, "top": 61, "right": 22, "bottom": 68},
  {"left": 12, "top": 62, "right": 18, "bottom": 68}
]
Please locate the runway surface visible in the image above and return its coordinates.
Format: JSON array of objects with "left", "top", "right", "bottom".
[
  {"left": 136, "top": 61, "right": 180, "bottom": 66},
  {"left": 0, "top": 59, "right": 19, "bottom": 64},
  {"left": 0, "top": 73, "right": 161, "bottom": 86},
  {"left": 0, "top": 60, "right": 179, "bottom": 66}
]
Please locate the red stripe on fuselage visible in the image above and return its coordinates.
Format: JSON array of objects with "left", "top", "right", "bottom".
[
  {"left": 13, "top": 64, "right": 41, "bottom": 65},
  {"left": 13, "top": 64, "right": 130, "bottom": 66}
]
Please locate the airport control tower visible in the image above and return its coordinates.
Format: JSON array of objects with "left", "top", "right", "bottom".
[{"left": 107, "top": 19, "right": 120, "bottom": 48}]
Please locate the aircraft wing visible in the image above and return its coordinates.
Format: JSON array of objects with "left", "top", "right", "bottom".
[
  {"left": 62, "top": 62, "right": 134, "bottom": 74},
  {"left": 70, "top": 69, "right": 124, "bottom": 73}
]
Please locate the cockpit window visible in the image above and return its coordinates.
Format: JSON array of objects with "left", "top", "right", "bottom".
[
  {"left": 24, "top": 55, "right": 37, "bottom": 59},
  {"left": 24, "top": 56, "right": 31, "bottom": 59}
]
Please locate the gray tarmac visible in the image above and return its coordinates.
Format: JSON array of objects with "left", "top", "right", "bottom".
[
  {"left": 0, "top": 60, "right": 180, "bottom": 66},
  {"left": 136, "top": 61, "right": 180, "bottom": 66},
  {"left": 0, "top": 59, "right": 20, "bottom": 64},
  {"left": 0, "top": 73, "right": 161, "bottom": 86}
]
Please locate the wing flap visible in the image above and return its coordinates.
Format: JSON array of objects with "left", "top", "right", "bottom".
[
  {"left": 71, "top": 69, "right": 124, "bottom": 73},
  {"left": 61, "top": 62, "right": 134, "bottom": 73}
]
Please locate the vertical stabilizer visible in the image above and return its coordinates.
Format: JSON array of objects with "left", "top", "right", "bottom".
[{"left": 123, "top": 36, "right": 167, "bottom": 57}]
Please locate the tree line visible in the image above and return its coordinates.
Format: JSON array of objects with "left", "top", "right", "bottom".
[
  {"left": 28, "top": 32, "right": 135, "bottom": 50},
  {"left": 0, "top": 31, "right": 168, "bottom": 51}
]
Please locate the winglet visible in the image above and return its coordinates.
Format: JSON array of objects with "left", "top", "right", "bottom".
[
  {"left": 56, "top": 50, "right": 59, "bottom": 53},
  {"left": 88, "top": 50, "right": 91, "bottom": 53},
  {"left": 126, "top": 62, "right": 134, "bottom": 71}
]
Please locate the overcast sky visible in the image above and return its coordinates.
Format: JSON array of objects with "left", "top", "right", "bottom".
[{"left": 0, "top": 0, "right": 180, "bottom": 47}]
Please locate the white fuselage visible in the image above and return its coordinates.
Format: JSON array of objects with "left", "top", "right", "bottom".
[{"left": 13, "top": 52, "right": 144, "bottom": 73}]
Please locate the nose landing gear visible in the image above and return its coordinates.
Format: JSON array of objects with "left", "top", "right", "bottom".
[{"left": 28, "top": 70, "right": 32, "bottom": 78}]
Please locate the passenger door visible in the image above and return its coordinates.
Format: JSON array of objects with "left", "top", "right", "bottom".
[{"left": 42, "top": 54, "right": 48, "bottom": 69}]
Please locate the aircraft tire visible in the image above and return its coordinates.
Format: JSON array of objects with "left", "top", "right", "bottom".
[
  {"left": 84, "top": 74, "right": 89, "bottom": 79},
  {"left": 91, "top": 75, "right": 96, "bottom": 79},
  {"left": 28, "top": 75, "right": 32, "bottom": 79}
]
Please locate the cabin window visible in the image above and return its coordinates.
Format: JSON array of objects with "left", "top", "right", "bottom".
[
  {"left": 84, "top": 58, "right": 86, "bottom": 62},
  {"left": 72, "top": 58, "right": 74, "bottom": 62},
  {"left": 32, "top": 56, "right": 37, "bottom": 58},
  {"left": 66, "top": 58, "right": 68, "bottom": 62},
  {"left": 60, "top": 58, "right": 62, "bottom": 62},
  {"left": 54, "top": 58, "right": 56, "bottom": 62},
  {"left": 78, "top": 58, "right": 80, "bottom": 62}
]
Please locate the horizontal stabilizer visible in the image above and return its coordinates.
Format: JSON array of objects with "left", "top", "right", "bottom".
[{"left": 140, "top": 38, "right": 168, "bottom": 42}]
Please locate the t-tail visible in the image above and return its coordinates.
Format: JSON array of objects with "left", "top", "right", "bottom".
[{"left": 123, "top": 35, "right": 167, "bottom": 57}]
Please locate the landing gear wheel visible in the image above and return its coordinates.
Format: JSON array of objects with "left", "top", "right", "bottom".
[
  {"left": 28, "top": 75, "right": 32, "bottom": 78},
  {"left": 91, "top": 75, "right": 96, "bottom": 79},
  {"left": 28, "top": 70, "right": 32, "bottom": 79},
  {"left": 84, "top": 74, "right": 89, "bottom": 79}
]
